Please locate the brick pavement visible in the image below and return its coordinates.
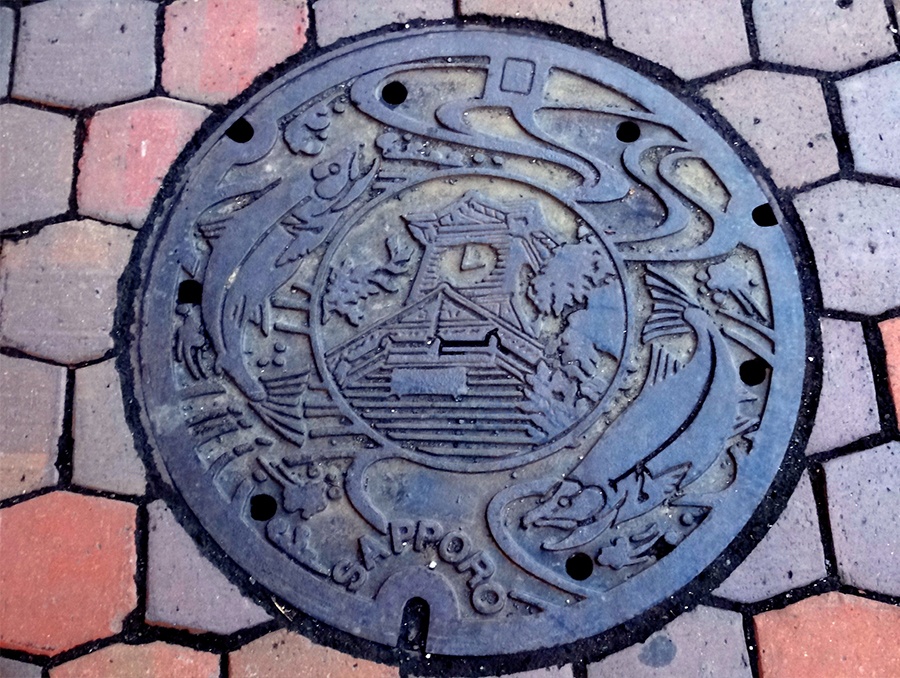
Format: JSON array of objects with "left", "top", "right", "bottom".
[{"left": 1, "top": 0, "right": 899, "bottom": 676}]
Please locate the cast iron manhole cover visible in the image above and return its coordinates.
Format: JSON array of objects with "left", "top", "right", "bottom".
[{"left": 127, "top": 27, "right": 811, "bottom": 657}]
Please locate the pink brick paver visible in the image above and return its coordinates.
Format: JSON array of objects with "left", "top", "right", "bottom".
[
  {"left": 460, "top": 0, "right": 605, "bottom": 39},
  {"left": 78, "top": 97, "right": 209, "bottom": 227},
  {"left": 50, "top": 641, "right": 220, "bottom": 678},
  {"left": 0, "top": 492, "right": 137, "bottom": 655},
  {"left": 0, "top": 104, "right": 75, "bottom": 232},
  {"left": 604, "top": 0, "right": 750, "bottom": 80},
  {"left": 0, "top": 354, "right": 65, "bottom": 501},
  {"left": 162, "top": 0, "right": 309, "bottom": 105},
  {"left": 755, "top": 592, "right": 900, "bottom": 678},
  {"left": 0, "top": 219, "right": 135, "bottom": 364}
]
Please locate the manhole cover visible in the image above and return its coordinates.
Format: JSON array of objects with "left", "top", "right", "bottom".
[{"left": 127, "top": 27, "right": 812, "bottom": 658}]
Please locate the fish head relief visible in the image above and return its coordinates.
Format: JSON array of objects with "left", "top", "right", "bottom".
[{"left": 124, "top": 26, "right": 817, "bottom": 663}]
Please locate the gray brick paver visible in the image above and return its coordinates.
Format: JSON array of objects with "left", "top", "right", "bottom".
[
  {"left": 0, "top": 103, "right": 76, "bottom": 232},
  {"left": 838, "top": 62, "right": 900, "bottom": 181},
  {"left": 794, "top": 180, "right": 900, "bottom": 316},
  {"left": 12, "top": 0, "right": 156, "bottom": 109},
  {"left": 715, "top": 473, "right": 826, "bottom": 603},
  {"left": 754, "top": 0, "right": 897, "bottom": 71},
  {"left": 825, "top": 442, "right": 900, "bottom": 597}
]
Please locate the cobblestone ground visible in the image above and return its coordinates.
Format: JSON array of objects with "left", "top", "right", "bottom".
[{"left": 1, "top": 1, "right": 900, "bottom": 677}]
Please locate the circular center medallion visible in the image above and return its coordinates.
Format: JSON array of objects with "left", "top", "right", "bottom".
[{"left": 127, "top": 27, "right": 812, "bottom": 658}]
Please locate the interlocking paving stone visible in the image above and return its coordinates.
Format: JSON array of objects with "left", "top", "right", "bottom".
[
  {"left": 753, "top": 0, "right": 897, "bottom": 72},
  {"left": 0, "top": 6, "right": 14, "bottom": 97},
  {"left": 146, "top": 501, "right": 271, "bottom": 634},
  {"left": 805, "top": 318, "right": 880, "bottom": 454},
  {"left": 714, "top": 473, "right": 826, "bottom": 603},
  {"left": 754, "top": 592, "right": 900, "bottom": 677},
  {"left": 49, "top": 642, "right": 220, "bottom": 678},
  {"left": 460, "top": 0, "right": 605, "bottom": 38},
  {"left": 825, "top": 442, "right": 900, "bottom": 596},
  {"left": 838, "top": 62, "right": 900, "bottom": 181},
  {"left": 587, "top": 606, "right": 751, "bottom": 677},
  {"left": 604, "top": 0, "right": 750, "bottom": 80},
  {"left": 0, "top": 354, "right": 65, "bottom": 501},
  {"left": 0, "top": 492, "right": 137, "bottom": 655},
  {"left": 417, "top": 668, "right": 573, "bottom": 678},
  {"left": 880, "top": 317, "right": 900, "bottom": 419},
  {"left": 162, "top": 0, "right": 309, "bottom": 106},
  {"left": 793, "top": 181, "right": 900, "bottom": 315},
  {"left": 73, "top": 360, "right": 145, "bottom": 496},
  {"left": 0, "top": 219, "right": 135, "bottom": 364},
  {"left": 0, "top": 104, "right": 75, "bottom": 233},
  {"left": 12, "top": 0, "right": 156, "bottom": 109},
  {"left": 229, "top": 629, "right": 399, "bottom": 678},
  {"left": 313, "top": 0, "right": 454, "bottom": 46},
  {"left": 78, "top": 97, "right": 209, "bottom": 227},
  {"left": 702, "top": 70, "right": 839, "bottom": 189},
  {"left": 0, "top": 657, "right": 42, "bottom": 678}
]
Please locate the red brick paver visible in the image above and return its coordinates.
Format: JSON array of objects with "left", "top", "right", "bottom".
[
  {"left": 229, "top": 629, "right": 399, "bottom": 678},
  {"left": 0, "top": 354, "right": 64, "bottom": 501},
  {"left": 754, "top": 592, "right": 900, "bottom": 678},
  {"left": 78, "top": 97, "right": 209, "bottom": 227},
  {"left": 163, "top": 0, "right": 309, "bottom": 105},
  {"left": 0, "top": 219, "right": 135, "bottom": 364},
  {"left": 50, "top": 641, "right": 220, "bottom": 678},
  {"left": 0, "top": 492, "right": 137, "bottom": 655},
  {"left": 880, "top": 316, "right": 900, "bottom": 419}
]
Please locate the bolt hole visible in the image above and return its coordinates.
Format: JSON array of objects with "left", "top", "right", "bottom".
[
  {"left": 565, "top": 552, "right": 594, "bottom": 581},
  {"left": 740, "top": 357, "right": 770, "bottom": 386},
  {"left": 835, "top": 0, "right": 852, "bottom": 8},
  {"left": 381, "top": 81, "right": 408, "bottom": 106},
  {"left": 752, "top": 204, "right": 778, "bottom": 226},
  {"left": 250, "top": 493, "right": 277, "bottom": 521},
  {"left": 225, "top": 117, "right": 254, "bottom": 143},
  {"left": 177, "top": 279, "right": 203, "bottom": 305},
  {"left": 616, "top": 120, "right": 641, "bottom": 143}
]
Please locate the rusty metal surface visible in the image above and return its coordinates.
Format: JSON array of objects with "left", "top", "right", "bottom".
[{"left": 127, "top": 27, "right": 811, "bottom": 656}]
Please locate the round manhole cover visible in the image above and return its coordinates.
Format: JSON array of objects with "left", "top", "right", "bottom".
[{"left": 127, "top": 27, "right": 813, "bottom": 659}]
